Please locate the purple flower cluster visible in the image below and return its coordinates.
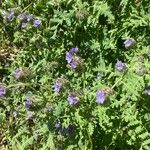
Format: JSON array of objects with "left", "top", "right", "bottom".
[
  {"left": 115, "top": 60, "right": 126, "bottom": 71},
  {"left": 4, "top": 10, "right": 41, "bottom": 29},
  {"left": 65, "top": 47, "right": 80, "bottom": 69},
  {"left": 67, "top": 94, "right": 79, "bottom": 106},
  {"left": 0, "top": 85, "right": 6, "bottom": 97}
]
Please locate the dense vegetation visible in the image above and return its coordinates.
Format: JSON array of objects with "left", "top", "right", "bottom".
[{"left": 0, "top": 0, "right": 150, "bottom": 149}]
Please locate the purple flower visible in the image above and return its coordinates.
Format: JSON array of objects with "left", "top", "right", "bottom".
[
  {"left": 96, "top": 90, "right": 106, "bottom": 104},
  {"left": 0, "top": 85, "right": 6, "bottom": 96},
  {"left": 69, "top": 58, "right": 78, "bottom": 69},
  {"left": 4, "top": 11, "right": 14, "bottom": 21},
  {"left": 25, "top": 98, "right": 32, "bottom": 109},
  {"left": 33, "top": 19, "right": 41, "bottom": 27},
  {"left": 13, "top": 111, "right": 18, "bottom": 118},
  {"left": 52, "top": 80, "right": 62, "bottom": 93},
  {"left": 15, "top": 68, "right": 22, "bottom": 79},
  {"left": 66, "top": 52, "right": 72, "bottom": 63},
  {"left": 145, "top": 87, "right": 150, "bottom": 96},
  {"left": 115, "top": 60, "right": 126, "bottom": 71},
  {"left": 70, "top": 47, "right": 79, "bottom": 53},
  {"left": 67, "top": 94, "right": 79, "bottom": 106},
  {"left": 124, "top": 38, "right": 136, "bottom": 49}
]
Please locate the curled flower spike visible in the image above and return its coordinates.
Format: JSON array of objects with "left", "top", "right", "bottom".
[
  {"left": 115, "top": 60, "right": 126, "bottom": 72},
  {"left": 124, "top": 38, "right": 136, "bottom": 49},
  {"left": 0, "top": 85, "right": 6, "bottom": 97},
  {"left": 96, "top": 90, "right": 106, "bottom": 104}
]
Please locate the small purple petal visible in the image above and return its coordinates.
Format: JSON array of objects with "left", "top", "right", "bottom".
[
  {"left": 70, "top": 47, "right": 79, "bottom": 53},
  {"left": 67, "top": 94, "right": 79, "bottom": 106},
  {"left": 115, "top": 60, "right": 126, "bottom": 71},
  {"left": 52, "top": 80, "right": 62, "bottom": 93},
  {"left": 96, "top": 90, "right": 106, "bottom": 104},
  {"left": 33, "top": 19, "right": 41, "bottom": 27},
  {"left": 124, "top": 38, "right": 136, "bottom": 49},
  {"left": 66, "top": 52, "right": 72, "bottom": 63}
]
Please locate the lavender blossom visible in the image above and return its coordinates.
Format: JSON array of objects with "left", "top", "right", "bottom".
[
  {"left": 145, "top": 87, "right": 150, "bottom": 96},
  {"left": 115, "top": 60, "right": 126, "bottom": 71},
  {"left": 124, "top": 38, "right": 136, "bottom": 49},
  {"left": 33, "top": 19, "right": 41, "bottom": 27},
  {"left": 66, "top": 52, "right": 72, "bottom": 63},
  {"left": 67, "top": 94, "right": 79, "bottom": 106},
  {"left": 96, "top": 90, "right": 106, "bottom": 104},
  {"left": 0, "top": 85, "right": 6, "bottom": 96}
]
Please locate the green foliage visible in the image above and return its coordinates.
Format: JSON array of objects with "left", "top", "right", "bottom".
[{"left": 0, "top": 0, "right": 150, "bottom": 149}]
